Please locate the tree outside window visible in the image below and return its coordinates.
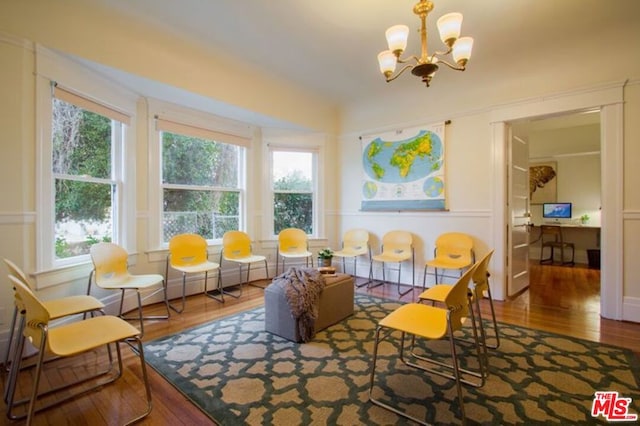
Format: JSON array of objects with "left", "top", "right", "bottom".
[
  {"left": 52, "top": 99, "right": 116, "bottom": 259},
  {"left": 161, "top": 132, "right": 242, "bottom": 242},
  {"left": 272, "top": 150, "right": 315, "bottom": 235}
]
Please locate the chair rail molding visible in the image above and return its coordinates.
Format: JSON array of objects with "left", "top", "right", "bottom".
[{"left": 0, "top": 211, "right": 36, "bottom": 224}]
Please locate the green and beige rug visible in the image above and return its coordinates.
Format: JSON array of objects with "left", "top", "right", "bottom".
[{"left": 143, "top": 294, "right": 640, "bottom": 425}]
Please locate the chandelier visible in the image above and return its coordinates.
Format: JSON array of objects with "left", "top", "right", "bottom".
[{"left": 377, "top": 0, "right": 474, "bottom": 86}]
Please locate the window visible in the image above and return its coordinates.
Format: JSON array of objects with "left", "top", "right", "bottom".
[
  {"left": 35, "top": 47, "right": 136, "bottom": 281},
  {"left": 52, "top": 95, "right": 121, "bottom": 259},
  {"left": 270, "top": 148, "right": 317, "bottom": 236},
  {"left": 157, "top": 118, "right": 246, "bottom": 243},
  {"left": 38, "top": 82, "right": 133, "bottom": 271}
]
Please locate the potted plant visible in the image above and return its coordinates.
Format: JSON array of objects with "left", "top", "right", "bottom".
[
  {"left": 580, "top": 214, "right": 590, "bottom": 225},
  {"left": 317, "top": 248, "right": 334, "bottom": 267}
]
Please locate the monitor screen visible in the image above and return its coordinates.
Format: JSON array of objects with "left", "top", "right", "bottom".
[{"left": 542, "top": 202, "right": 572, "bottom": 219}]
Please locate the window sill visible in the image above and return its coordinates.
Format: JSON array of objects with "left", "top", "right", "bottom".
[{"left": 32, "top": 261, "right": 94, "bottom": 290}]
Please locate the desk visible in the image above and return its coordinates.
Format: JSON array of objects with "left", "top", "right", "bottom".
[{"left": 529, "top": 224, "right": 600, "bottom": 265}]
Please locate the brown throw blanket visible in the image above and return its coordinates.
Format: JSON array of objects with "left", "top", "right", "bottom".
[{"left": 272, "top": 267, "right": 325, "bottom": 342}]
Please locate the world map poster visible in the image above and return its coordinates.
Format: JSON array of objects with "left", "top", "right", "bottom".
[{"left": 361, "top": 122, "right": 446, "bottom": 211}]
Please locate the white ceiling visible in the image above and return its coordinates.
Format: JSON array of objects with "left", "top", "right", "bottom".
[{"left": 85, "top": 0, "right": 639, "bottom": 108}]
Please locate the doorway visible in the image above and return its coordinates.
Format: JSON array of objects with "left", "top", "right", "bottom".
[
  {"left": 510, "top": 111, "right": 602, "bottom": 316},
  {"left": 489, "top": 84, "right": 624, "bottom": 320}
]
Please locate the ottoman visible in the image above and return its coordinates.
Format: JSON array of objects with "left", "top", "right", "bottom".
[{"left": 264, "top": 273, "right": 355, "bottom": 342}]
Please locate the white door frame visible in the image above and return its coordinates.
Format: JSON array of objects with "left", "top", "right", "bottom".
[{"left": 489, "top": 82, "right": 624, "bottom": 320}]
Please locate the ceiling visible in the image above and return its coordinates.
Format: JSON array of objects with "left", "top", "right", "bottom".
[{"left": 84, "top": 0, "right": 638, "bottom": 110}]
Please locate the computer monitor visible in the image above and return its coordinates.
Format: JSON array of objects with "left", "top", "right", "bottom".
[{"left": 542, "top": 202, "right": 572, "bottom": 219}]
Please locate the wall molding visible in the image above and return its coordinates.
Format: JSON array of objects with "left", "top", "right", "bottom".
[
  {"left": 337, "top": 209, "right": 492, "bottom": 218},
  {"left": 0, "top": 31, "right": 33, "bottom": 49},
  {"left": 0, "top": 211, "right": 36, "bottom": 224},
  {"left": 623, "top": 210, "right": 640, "bottom": 220},
  {"left": 340, "top": 79, "right": 637, "bottom": 141}
]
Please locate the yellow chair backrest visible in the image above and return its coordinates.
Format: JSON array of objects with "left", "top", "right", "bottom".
[
  {"left": 472, "top": 250, "right": 494, "bottom": 296},
  {"left": 278, "top": 228, "right": 308, "bottom": 253},
  {"left": 4, "top": 258, "right": 32, "bottom": 312},
  {"left": 169, "top": 233, "right": 209, "bottom": 267},
  {"left": 222, "top": 231, "right": 252, "bottom": 260},
  {"left": 9, "top": 275, "right": 50, "bottom": 351},
  {"left": 4, "top": 258, "right": 31, "bottom": 289},
  {"left": 90, "top": 242, "right": 131, "bottom": 284},
  {"left": 381, "top": 230, "right": 412, "bottom": 255},
  {"left": 444, "top": 262, "right": 477, "bottom": 330},
  {"left": 435, "top": 232, "right": 474, "bottom": 262},
  {"left": 342, "top": 229, "right": 369, "bottom": 253}
]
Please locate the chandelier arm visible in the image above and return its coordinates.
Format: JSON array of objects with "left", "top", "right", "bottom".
[
  {"left": 396, "top": 55, "right": 421, "bottom": 65},
  {"left": 433, "top": 57, "right": 465, "bottom": 71},
  {"left": 385, "top": 64, "right": 416, "bottom": 82},
  {"left": 430, "top": 46, "right": 453, "bottom": 60}
]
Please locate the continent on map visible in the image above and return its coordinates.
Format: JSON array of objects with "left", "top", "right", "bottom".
[
  {"left": 362, "top": 181, "right": 377, "bottom": 199},
  {"left": 362, "top": 130, "right": 442, "bottom": 184},
  {"left": 366, "top": 141, "right": 385, "bottom": 179},
  {"left": 423, "top": 176, "right": 444, "bottom": 197},
  {"left": 389, "top": 133, "right": 433, "bottom": 178}
]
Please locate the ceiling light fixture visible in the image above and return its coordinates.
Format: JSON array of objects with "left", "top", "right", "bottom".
[{"left": 377, "top": 0, "right": 474, "bottom": 87}]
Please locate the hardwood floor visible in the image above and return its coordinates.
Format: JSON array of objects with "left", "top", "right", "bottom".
[{"left": 2, "top": 263, "right": 639, "bottom": 425}]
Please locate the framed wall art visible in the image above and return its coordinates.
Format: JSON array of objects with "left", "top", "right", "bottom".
[{"left": 529, "top": 161, "right": 557, "bottom": 204}]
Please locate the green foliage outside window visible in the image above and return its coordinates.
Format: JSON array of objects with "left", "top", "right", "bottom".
[
  {"left": 53, "top": 105, "right": 112, "bottom": 222},
  {"left": 273, "top": 170, "right": 313, "bottom": 234},
  {"left": 52, "top": 100, "right": 114, "bottom": 258},
  {"left": 162, "top": 132, "right": 241, "bottom": 241}
]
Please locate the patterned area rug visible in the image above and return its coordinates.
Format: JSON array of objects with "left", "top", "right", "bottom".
[{"left": 143, "top": 294, "right": 640, "bottom": 425}]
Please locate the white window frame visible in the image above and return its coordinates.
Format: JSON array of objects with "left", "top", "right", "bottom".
[
  {"left": 35, "top": 46, "right": 137, "bottom": 287},
  {"left": 147, "top": 99, "right": 252, "bottom": 250},
  {"left": 264, "top": 132, "right": 325, "bottom": 239}
]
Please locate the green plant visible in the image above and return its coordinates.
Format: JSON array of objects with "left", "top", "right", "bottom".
[
  {"left": 580, "top": 214, "right": 590, "bottom": 223},
  {"left": 55, "top": 237, "right": 71, "bottom": 258},
  {"left": 318, "top": 248, "right": 334, "bottom": 259}
]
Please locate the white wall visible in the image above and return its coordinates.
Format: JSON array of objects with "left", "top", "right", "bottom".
[
  {"left": 338, "top": 114, "right": 494, "bottom": 290},
  {"left": 338, "top": 59, "right": 639, "bottom": 323}
]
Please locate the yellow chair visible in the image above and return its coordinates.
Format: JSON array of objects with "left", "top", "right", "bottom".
[
  {"left": 7, "top": 275, "right": 152, "bottom": 425},
  {"left": 368, "top": 264, "right": 481, "bottom": 425},
  {"left": 89, "top": 242, "right": 170, "bottom": 337},
  {"left": 165, "top": 233, "right": 221, "bottom": 311},
  {"left": 539, "top": 225, "right": 575, "bottom": 265},
  {"left": 3, "top": 259, "right": 105, "bottom": 405},
  {"left": 220, "top": 230, "right": 268, "bottom": 290},
  {"left": 369, "top": 230, "right": 414, "bottom": 296},
  {"left": 419, "top": 250, "right": 499, "bottom": 352},
  {"left": 275, "top": 228, "right": 313, "bottom": 275},
  {"left": 423, "top": 232, "right": 474, "bottom": 288},
  {"left": 332, "top": 228, "right": 372, "bottom": 285}
]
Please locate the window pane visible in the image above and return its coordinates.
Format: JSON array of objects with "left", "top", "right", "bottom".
[
  {"left": 54, "top": 179, "right": 113, "bottom": 259},
  {"left": 52, "top": 98, "right": 111, "bottom": 178},
  {"left": 272, "top": 151, "right": 312, "bottom": 191},
  {"left": 274, "top": 193, "right": 312, "bottom": 235},
  {"left": 163, "top": 189, "right": 239, "bottom": 241},
  {"left": 162, "top": 132, "right": 239, "bottom": 188}
]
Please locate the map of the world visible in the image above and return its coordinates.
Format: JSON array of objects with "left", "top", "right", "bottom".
[{"left": 361, "top": 123, "right": 446, "bottom": 211}]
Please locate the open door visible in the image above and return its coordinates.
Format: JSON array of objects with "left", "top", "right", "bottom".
[{"left": 507, "top": 127, "right": 530, "bottom": 296}]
